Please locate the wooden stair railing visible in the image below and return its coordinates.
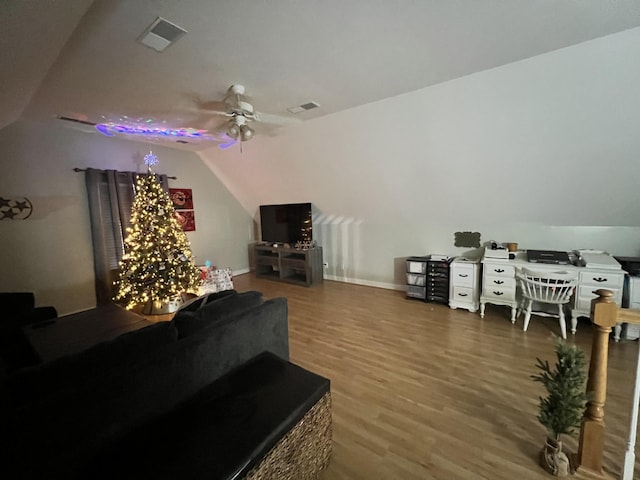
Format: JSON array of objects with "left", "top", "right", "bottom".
[
  {"left": 617, "top": 306, "right": 640, "bottom": 480},
  {"left": 577, "top": 288, "right": 640, "bottom": 479},
  {"left": 578, "top": 289, "right": 618, "bottom": 475}
]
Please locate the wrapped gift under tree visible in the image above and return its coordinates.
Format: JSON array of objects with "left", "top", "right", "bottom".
[{"left": 198, "top": 264, "right": 234, "bottom": 294}]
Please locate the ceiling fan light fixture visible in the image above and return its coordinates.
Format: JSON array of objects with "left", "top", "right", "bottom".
[
  {"left": 227, "top": 123, "right": 240, "bottom": 139},
  {"left": 240, "top": 125, "right": 254, "bottom": 141}
]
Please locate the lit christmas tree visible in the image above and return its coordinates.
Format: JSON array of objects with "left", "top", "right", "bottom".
[{"left": 114, "top": 152, "right": 201, "bottom": 311}]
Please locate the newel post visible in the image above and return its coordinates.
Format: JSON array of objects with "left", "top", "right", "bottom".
[{"left": 577, "top": 289, "right": 618, "bottom": 474}]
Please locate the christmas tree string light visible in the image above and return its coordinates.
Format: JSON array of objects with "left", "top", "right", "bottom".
[{"left": 114, "top": 154, "right": 201, "bottom": 311}]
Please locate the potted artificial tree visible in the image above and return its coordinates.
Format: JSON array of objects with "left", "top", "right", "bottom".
[{"left": 531, "top": 338, "right": 589, "bottom": 477}]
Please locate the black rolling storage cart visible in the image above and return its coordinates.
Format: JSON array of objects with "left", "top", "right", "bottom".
[{"left": 406, "top": 255, "right": 452, "bottom": 305}]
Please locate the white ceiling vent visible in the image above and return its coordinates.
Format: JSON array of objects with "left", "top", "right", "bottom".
[
  {"left": 138, "top": 17, "right": 187, "bottom": 52},
  {"left": 56, "top": 115, "right": 98, "bottom": 133},
  {"left": 57, "top": 115, "right": 96, "bottom": 126},
  {"left": 287, "top": 101, "right": 320, "bottom": 114}
]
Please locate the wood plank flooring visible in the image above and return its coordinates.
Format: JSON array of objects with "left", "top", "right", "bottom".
[{"left": 232, "top": 274, "right": 639, "bottom": 480}]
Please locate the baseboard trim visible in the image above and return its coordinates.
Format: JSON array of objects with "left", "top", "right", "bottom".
[
  {"left": 323, "top": 275, "right": 404, "bottom": 292},
  {"left": 239, "top": 270, "right": 404, "bottom": 292},
  {"left": 233, "top": 267, "right": 251, "bottom": 276}
]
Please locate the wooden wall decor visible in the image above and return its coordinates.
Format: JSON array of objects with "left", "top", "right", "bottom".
[
  {"left": 454, "top": 231, "right": 481, "bottom": 248},
  {"left": 169, "top": 188, "right": 195, "bottom": 232}
]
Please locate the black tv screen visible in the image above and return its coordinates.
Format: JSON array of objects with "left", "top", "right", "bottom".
[{"left": 259, "top": 203, "right": 312, "bottom": 245}]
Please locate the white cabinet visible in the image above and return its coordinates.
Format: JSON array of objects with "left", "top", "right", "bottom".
[
  {"left": 570, "top": 262, "right": 624, "bottom": 339},
  {"left": 449, "top": 257, "right": 480, "bottom": 313},
  {"left": 480, "top": 259, "right": 519, "bottom": 322},
  {"left": 626, "top": 276, "right": 640, "bottom": 310},
  {"left": 620, "top": 275, "right": 640, "bottom": 340}
]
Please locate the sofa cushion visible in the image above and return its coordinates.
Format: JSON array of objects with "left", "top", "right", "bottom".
[
  {"left": 173, "top": 290, "right": 264, "bottom": 338},
  {"left": 176, "top": 289, "right": 238, "bottom": 313},
  {"left": 0, "top": 327, "right": 42, "bottom": 374},
  {"left": 3, "top": 320, "right": 179, "bottom": 408}
]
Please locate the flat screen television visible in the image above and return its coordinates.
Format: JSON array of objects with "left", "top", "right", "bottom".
[{"left": 259, "top": 203, "right": 312, "bottom": 245}]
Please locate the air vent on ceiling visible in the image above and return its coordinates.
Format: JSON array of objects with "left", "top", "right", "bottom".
[
  {"left": 287, "top": 101, "right": 320, "bottom": 114},
  {"left": 138, "top": 17, "right": 187, "bottom": 52},
  {"left": 57, "top": 115, "right": 96, "bottom": 126}
]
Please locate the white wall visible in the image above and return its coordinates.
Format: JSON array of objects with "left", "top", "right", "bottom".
[
  {"left": 201, "top": 27, "right": 640, "bottom": 288},
  {"left": 0, "top": 120, "right": 253, "bottom": 315},
  {"left": 3, "top": 28, "right": 640, "bottom": 310}
]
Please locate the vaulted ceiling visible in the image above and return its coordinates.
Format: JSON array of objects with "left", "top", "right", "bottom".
[{"left": 3, "top": 0, "right": 640, "bottom": 151}]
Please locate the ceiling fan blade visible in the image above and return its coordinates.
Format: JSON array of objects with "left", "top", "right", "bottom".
[
  {"left": 205, "top": 116, "right": 231, "bottom": 132},
  {"left": 180, "top": 105, "right": 230, "bottom": 117},
  {"left": 254, "top": 111, "right": 302, "bottom": 126},
  {"left": 199, "top": 100, "right": 229, "bottom": 112}
]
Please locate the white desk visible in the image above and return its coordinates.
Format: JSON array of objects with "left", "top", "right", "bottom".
[{"left": 479, "top": 251, "right": 624, "bottom": 338}]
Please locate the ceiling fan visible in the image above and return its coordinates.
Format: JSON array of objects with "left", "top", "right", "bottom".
[{"left": 193, "top": 85, "right": 300, "bottom": 146}]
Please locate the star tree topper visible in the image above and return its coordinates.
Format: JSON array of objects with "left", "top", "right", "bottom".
[{"left": 144, "top": 150, "right": 159, "bottom": 168}]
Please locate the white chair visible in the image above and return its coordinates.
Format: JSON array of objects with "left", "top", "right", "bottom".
[{"left": 516, "top": 267, "right": 578, "bottom": 339}]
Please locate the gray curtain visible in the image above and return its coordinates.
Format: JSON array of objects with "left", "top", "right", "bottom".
[{"left": 84, "top": 168, "right": 169, "bottom": 305}]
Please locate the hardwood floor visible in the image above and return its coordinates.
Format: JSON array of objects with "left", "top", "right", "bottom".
[{"left": 232, "top": 274, "right": 639, "bottom": 480}]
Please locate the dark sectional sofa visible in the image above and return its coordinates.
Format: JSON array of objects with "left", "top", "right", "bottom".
[
  {"left": 0, "top": 292, "right": 58, "bottom": 375},
  {"left": 0, "top": 292, "right": 58, "bottom": 329},
  {"left": 0, "top": 290, "right": 332, "bottom": 479}
]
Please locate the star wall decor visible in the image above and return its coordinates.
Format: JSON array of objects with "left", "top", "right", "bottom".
[{"left": 0, "top": 197, "right": 33, "bottom": 220}]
